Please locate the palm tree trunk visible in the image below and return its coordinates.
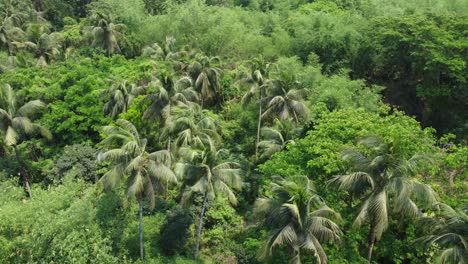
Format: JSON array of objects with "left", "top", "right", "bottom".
[
  {"left": 194, "top": 192, "right": 208, "bottom": 258},
  {"left": 14, "top": 146, "right": 32, "bottom": 199},
  {"left": 166, "top": 136, "right": 171, "bottom": 196},
  {"left": 255, "top": 101, "right": 262, "bottom": 158},
  {"left": 367, "top": 223, "right": 376, "bottom": 264},
  {"left": 139, "top": 199, "right": 144, "bottom": 260}
]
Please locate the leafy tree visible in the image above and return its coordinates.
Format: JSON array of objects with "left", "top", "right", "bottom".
[
  {"left": 103, "top": 79, "right": 145, "bottom": 119},
  {"left": 419, "top": 203, "right": 467, "bottom": 264},
  {"left": 330, "top": 136, "right": 438, "bottom": 263},
  {"left": 254, "top": 175, "right": 342, "bottom": 264},
  {"left": 0, "top": 83, "right": 51, "bottom": 198},
  {"left": 159, "top": 206, "right": 194, "bottom": 256},
  {"left": 53, "top": 144, "right": 98, "bottom": 183},
  {"left": 98, "top": 119, "right": 177, "bottom": 259},
  {"left": 86, "top": 12, "right": 126, "bottom": 57},
  {"left": 177, "top": 143, "right": 242, "bottom": 258}
]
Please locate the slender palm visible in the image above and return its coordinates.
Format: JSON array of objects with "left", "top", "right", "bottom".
[
  {"left": 188, "top": 55, "right": 222, "bottom": 108},
  {"left": 87, "top": 13, "right": 126, "bottom": 57},
  {"left": 103, "top": 79, "right": 145, "bottom": 119},
  {"left": 0, "top": 84, "right": 51, "bottom": 198},
  {"left": 177, "top": 142, "right": 242, "bottom": 258},
  {"left": 239, "top": 56, "right": 273, "bottom": 157},
  {"left": 419, "top": 203, "right": 467, "bottom": 264},
  {"left": 255, "top": 175, "right": 342, "bottom": 264},
  {"left": 262, "top": 69, "right": 309, "bottom": 124},
  {"left": 329, "top": 136, "right": 438, "bottom": 263},
  {"left": 98, "top": 119, "right": 177, "bottom": 260}
]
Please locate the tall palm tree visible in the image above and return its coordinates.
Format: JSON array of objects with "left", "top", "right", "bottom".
[
  {"left": 418, "top": 203, "right": 467, "bottom": 264},
  {"left": 98, "top": 119, "right": 177, "bottom": 260},
  {"left": 188, "top": 55, "right": 222, "bottom": 108},
  {"left": 14, "top": 23, "right": 62, "bottom": 66},
  {"left": 0, "top": 83, "right": 51, "bottom": 198},
  {"left": 261, "top": 69, "right": 309, "bottom": 124},
  {"left": 176, "top": 142, "right": 242, "bottom": 258},
  {"left": 254, "top": 175, "right": 342, "bottom": 264},
  {"left": 239, "top": 56, "right": 274, "bottom": 157},
  {"left": 329, "top": 136, "right": 438, "bottom": 263},
  {"left": 86, "top": 12, "right": 126, "bottom": 57},
  {"left": 102, "top": 79, "right": 146, "bottom": 119}
]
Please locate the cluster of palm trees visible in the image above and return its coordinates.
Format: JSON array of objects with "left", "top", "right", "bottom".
[
  {"left": 98, "top": 40, "right": 243, "bottom": 259},
  {"left": 0, "top": 2, "right": 127, "bottom": 70}
]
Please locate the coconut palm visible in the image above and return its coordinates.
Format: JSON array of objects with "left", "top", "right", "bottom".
[
  {"left": 103, "top": 79, "right": 146, "bottom": 119},
  {"left": 176, "top": 142, "right": 242, "bottom": 258},
  {"left": 163, "top": 103, "right": 221, "bottom": 153},
  {"left": 329, "top": 136, "right": 438, "bottom": 263},
  {"left": 254, "top": 175, "right": 342, "bottom": 264},
  {"left": 0, "top": 83, "right": 51, "bottom": 198},
  {"left": 239, "top": 56, "right": 274, "bottom": 157},
  {"left": 14, "top": 23, "right": 62, "bottom": 66},
  {"left": 86, "top": 12, "right": 126, "bottom": 57},
  {"left": 257, "top": 121, "right": 300, "bottom": 161},
  {"left": 261, "top": 69, "right": 309, "bottom": 124},
  {"left": 0, "top": 15, "right": 24, "bottom": 54},
  {"left": 98, "top": 119, "right": 177, "bottom": 260},
  {"left": 188, "top": 55, "right": 222, "bottom": 108},
  {"left": 418, "top": 203, "right": 467, "bottom": 264},
  {"left": 142, "top": 36, "right": 179, "bottom": 61}
]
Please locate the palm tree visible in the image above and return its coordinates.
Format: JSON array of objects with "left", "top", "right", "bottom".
[
  {"left": 14, "top": 23, "right": 62, "bottom": 66},
  {"left": 329, "top": 136, "right": 438, "bottom": 263},
  {"left": 163, "top": 103, "right": 221, "bottom": 153},
  {"left": 188, "top": 55, "right": 222, "bottom": 108},
  {"left": 261, "top": 69, "right": 309, "bottom": 124},
  {"left": 98, "top": 119, "right": 177, "bottom": 260},
  {"left": 142, "top": 36, "right": 179, "bottom": 61},
  {"left": 0, "top": 15, "right": 24, "bottom": 54},
  {"left": 102, "top": 79, "right": 146, "bottom": 119},
  {"left": 176, "top": 142, "right": 242, "bottom": 258},
  {"left": 418, "top": 203, "right": 467, "bottom": 264},
  {"left": 239, "top": 56, "right": 273, "bottom": 157},
  {"left": 0, "top": 83, "right": 51, "bottom": 198},
  {"left": 254, "top": 175, "right": 342, "bottom": 264},
  {"left": 257, "top": 121, "right": 300, "bottom": 161},
  {"left": 86, "top": 12, "right": 126, "bottom": 57}
]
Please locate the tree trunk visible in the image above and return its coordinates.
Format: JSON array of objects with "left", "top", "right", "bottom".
[
  {"left": 166, "top": 136, "right": 171, "bottom": 197},
  {"left": 255, "top": 101, "right": 262, "bottom": 158},
  {"left": 139, "top": 199, "right": 144, "bottom": 260},
  {"left": 14, "top": 146, "right": 32, "bottom": 199},
  {"left": 194, "top": 192, "right": 208, "bottom": 258},
  {"left": 367, "top": 223, "right": 376, "bottom": 264}
]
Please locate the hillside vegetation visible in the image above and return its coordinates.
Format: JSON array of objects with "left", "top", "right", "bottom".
[{"left": 0, "top": 0, "right": 466, "bottom": 263}]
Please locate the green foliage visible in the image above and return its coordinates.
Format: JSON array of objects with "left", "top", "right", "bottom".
[
  {"left": 159, "top": 206, "right": 193, "bottom": 256},
  {"left": 0, "top": 0, "right": 466, "bottom": 263}
]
